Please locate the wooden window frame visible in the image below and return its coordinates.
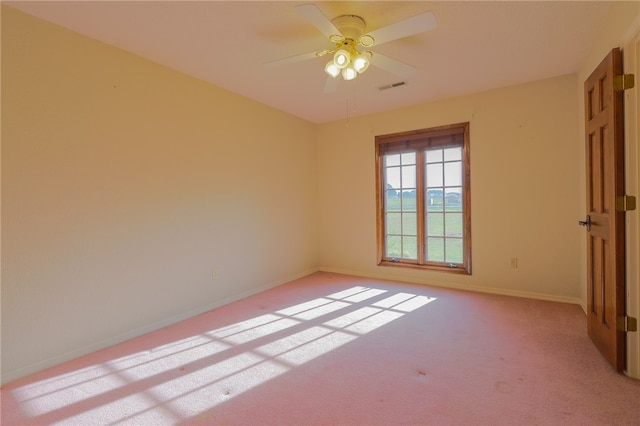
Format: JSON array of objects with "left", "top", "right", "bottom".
[{"left": 375, "top": 122, "right": 471, "bottom": 274}]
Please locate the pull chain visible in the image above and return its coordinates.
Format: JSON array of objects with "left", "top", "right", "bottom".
[
  {"left": 345, "top": 84, "right": 357, "bottom": 126},
  {"left": 345, "top": 97, "right": 350, "bottom": 126}
]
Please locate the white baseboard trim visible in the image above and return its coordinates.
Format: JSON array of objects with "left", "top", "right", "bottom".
[
  {"left": 318, "top": 266, "right": 583, "bottom": 306},
  {"left": 1, "top": 267, "right": 319, "bottom": 385}
]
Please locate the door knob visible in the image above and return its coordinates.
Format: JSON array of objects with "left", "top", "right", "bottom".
[{"left": 578, "top": 215, "right": 591, "bottom": 231}]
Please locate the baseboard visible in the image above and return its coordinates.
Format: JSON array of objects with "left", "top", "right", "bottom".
[
  {"left": 318, "top": 266, "right": 583, "bottom": 306},
  {"left": 579, "top": 301, "right": 588, "bottom": 315},
  {"left": 1, "top": 267, "right": 319, "bottom": 385}
]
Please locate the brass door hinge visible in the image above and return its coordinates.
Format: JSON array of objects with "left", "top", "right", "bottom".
[
  {"left": 614, "top": 74, "right": 635, "bottom": 91},
  {"left": 616, "top": 195, "right": 636, "bottom": 211},
  {"left": 617, "top": 316, "right": 638, "bottom": 332}
]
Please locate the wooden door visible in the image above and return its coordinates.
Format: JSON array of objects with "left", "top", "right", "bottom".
[{"left": 583, "top": 48, "right": 626, "bottom": 372}]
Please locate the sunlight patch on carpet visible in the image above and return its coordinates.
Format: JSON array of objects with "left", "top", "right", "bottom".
[{"left": 10, "top": 285, "right": 437, "bottom": 423}]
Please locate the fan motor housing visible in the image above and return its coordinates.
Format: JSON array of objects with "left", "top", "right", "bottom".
[{"left": 332, "top": 15, "right": 366, "bottom": 40}]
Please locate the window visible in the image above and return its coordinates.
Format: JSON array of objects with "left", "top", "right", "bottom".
[{"left": 375, "top": 122, "right": 471, "bottom": 274}]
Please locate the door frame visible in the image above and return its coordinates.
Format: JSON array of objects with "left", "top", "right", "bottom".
[
  {"left": 622, "top": 23, "right": 640, "bottom": 380},
  {"left": 579, "top": 19, "right": 640, "bottom": 380}
]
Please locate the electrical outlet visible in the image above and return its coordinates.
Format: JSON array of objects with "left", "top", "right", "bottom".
[
  {"left": 212, "top": 268, "right": 219, "bottom": 280},
  {"left": 510, "top": 258, "right": 518, "bottom": 269}
]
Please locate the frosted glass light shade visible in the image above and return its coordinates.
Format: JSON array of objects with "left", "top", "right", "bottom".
[
  {"left": 333, "top": 49, "right": 351, "bottom": 69},
  {"left": 342, "top": 65, "right": 358, "bottom": 81},
  {"left": 325, "top": 61, "right": 340, "bottom": 78},
  {"left": 353, "top": 51, "right": 372, "bottom": 73}
]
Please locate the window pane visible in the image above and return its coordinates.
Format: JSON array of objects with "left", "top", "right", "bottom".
[
  {"left": 426, "top": 149, "right": 442, "bottom": 163},
  {"left": 444, "top": 147, "right": 462, "bottom": 161},
  {"left": 445, "top": 187, "right": 462, "bottom": 210},
  {"left": 386, "top": 188, "right": 400, "bottom": 209},
  {"left": 426, "top": 189, "right": 443, "bottom": 211},
  {"left": 446, "top": 238, "right": 463, "bottom": 263},
  {"left": 401, "top": 165, "right": 416, "bottom": 188},
  {"left": 386, "top": 195, "right": 401, "bottom": 213},
  {"left": 425, "top": 163, "right": 443, "bottom": 187},
  {"left": 444, "top": 161, "right": 462, "bottom": 186},
  {"left": 401, "top": 152, "right": 416, "bottom": 165},
  {"left": 445, "top": 213, "right": 463, "bottom": 237},
  {"left": 386, "top": 213, "right": 401, "bottom": 234},
  {"left": 386, "top": 154, "right": 400, "bottom": 167},
  {"left": 402, "top": 212, "right": 417, "bottom": 236},
  {"left": 386, "top": 236, "right": 402, "bottom": 258},
  {"left": 426, "top": 237, "right": 444, "bottom": 262},
  {"left": 401, "top": 190, "right": 417, "bottom": 212},
  {"left": 427, "top": 212, "right": 443, "bottom": 236},
  {"left": 386, "top": 167, "right": 401, "bottom": 189},
  {"left": 402, "top": 236, "right": 417, "bottom": 259}
]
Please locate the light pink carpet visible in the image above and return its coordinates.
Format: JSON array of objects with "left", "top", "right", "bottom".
[{"left": 2, "top": 272, "right": 640, "bottom": 425}]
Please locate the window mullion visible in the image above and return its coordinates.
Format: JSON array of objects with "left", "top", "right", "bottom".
[{"left": 416, "top": 150, "right": 425, "bottom": 264}]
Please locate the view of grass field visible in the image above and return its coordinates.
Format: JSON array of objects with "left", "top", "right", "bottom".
[{"left": 384, "top": 195, "right": 463, "bottom": 262}]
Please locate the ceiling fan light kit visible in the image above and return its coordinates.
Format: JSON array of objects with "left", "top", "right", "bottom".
[{"left": 325, "top": 44, "right": 372, "bottom": 80}]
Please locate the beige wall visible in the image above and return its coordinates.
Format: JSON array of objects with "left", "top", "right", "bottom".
[
  {"left": 317, "top": 74, "right": 581, "bottom": 301},
  {"left": 1, "top": 7, "right": 318, "bottom": 383},
  {"left": 576, "top": 1, "right": 640, "bottom": 378}
]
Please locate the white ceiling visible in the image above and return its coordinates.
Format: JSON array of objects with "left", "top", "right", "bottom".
[{"left": 7, "top": 1, "right": 614, "bottom": 123}]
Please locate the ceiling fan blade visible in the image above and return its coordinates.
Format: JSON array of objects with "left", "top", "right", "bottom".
[
  {"left": 264, "top": 50, "right": 320, "bottom": 68},
  {"left": 296, "top": 4, "right": 341, "bottom": 40},
  {"left": 366, "top": 12, "right": 437, "bottom": 46},
  {"left": 371, "top": 52, "right": 416, "bottom": 78},
  {"left": 323, "top": 75, "right": 340, "bottom": 94}
]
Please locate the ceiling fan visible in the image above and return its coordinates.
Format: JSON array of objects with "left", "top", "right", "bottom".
[{"left": 265, "top": 4, "right": 437, "bottom": 92}]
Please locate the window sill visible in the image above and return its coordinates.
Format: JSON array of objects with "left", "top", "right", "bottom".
[{"left": 378, "top": 260, "right": 471, "bottom": 275}]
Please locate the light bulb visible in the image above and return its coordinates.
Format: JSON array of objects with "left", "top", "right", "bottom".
[
  {"left": 333, "top": 49, "right": 351, "bottom": 69},
  {"left": 324, "top": 61, "right": 340, "bottom": 78},
  {"left": 353, "top": 51, "right": 372, "bottom": 73},
  {"left": 342, "top": 65, "right": 357, "bottom": 81}
]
